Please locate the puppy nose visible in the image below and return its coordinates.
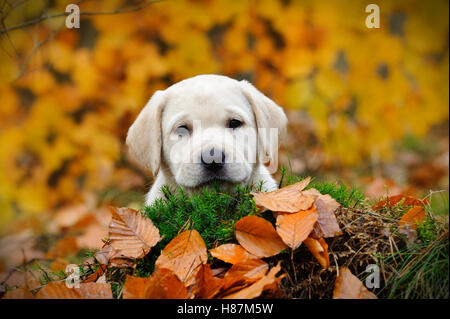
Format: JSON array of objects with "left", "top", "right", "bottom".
[{"left": 201, "top": 148, "right": 225, "bottom": 171}]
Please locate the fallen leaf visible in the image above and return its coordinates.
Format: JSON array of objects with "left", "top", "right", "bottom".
[
  {"left": 310, "top": 193, "right": 341, "bottom": 238},
  {"left": 155, "top": 229, "right": 207, "bottom": 286},
  {"left": 35, "top": 281, "right": 113, "bottom": 299},
  {"left": 303, "top": 237, "right": 330, "bottom": 269},
  {"left": 235, "top": 215, "right": 287, "bottom": 257},
  {"left": 83, "top": 264, "right": 107, "bottom": 283},
  {"left": 94, "top": 244, "right": 136, "bottom": 268},
  {"left": 45, "top": 237, "right": 79, "bottom": 259},
  {"left": 109, "top": 206, "right": 161, "bottom": 259},
  {"left": 122, "top": 269, "right": 188, "bottom": 299},
  {"left": 251, "top": 177, "right": 315, "bottom": 213},
  {"left": 50, "top": 204, "right": 90, "bottom": 231},
  {"left": 275, "top": 207, "right": 318, "bottom": 249},
  {"left": 225, "top": 259, "right": 269, "bottom": 279},
  {"left": 76, "top": 222, "right": 108, "bottom": 250},
  {"left": 222, "top": 262, "right": 285, "bottom": 299},
  {"left": 399, "top": 206, "right": 426, "bottom": 230},
  {"left": 193, "top": 264, "right": 223, "bottom": 299},
  {"left": 371, "top": 194, "right": 428, "bottom": 211},
  {"left": 333, "top": 267, "right": 377, "bottom": 299},
  {"left": 209, "top": 244, "right": 258, "bottom": 264},
  {"left": 2, "top": 287, "right": 33, "bottom": 299}
]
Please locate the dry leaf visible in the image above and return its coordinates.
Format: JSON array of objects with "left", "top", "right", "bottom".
[
  {"left": 371, "top": 194, "right": 428, "bottom": 211},
  {"left": 333, "top": 267, "right": 377, "bottom": 299},
  {"left": 76, "top": 223, "right": 108, "bottom": 250},
  {"left": 155, "top": 229, "right": 207, "bottom": 286},
  {"left": 122, "top": 269, "right": 188, "bottom": 299},
  {"left": 275, "top": 207, "right": 318, "bottom": 249},
  {"left": 83, "top": 264, "right": 107, "bottom": 283},
  {"left": 209, "top": 244, "right": 258, "bottom": 264},
  {"left": 251, "top": 177, "right": 315, "bottom": 213},
  {"left": 399, "top": 206, "right": 426, "bottom": 230},
  {"left": 109, "top": 206, "right": 161, "bottom": 259},
  {"left": 45, "top": 237, "right": 79, "bottom": 259},
  {"left": 193, "top": 264, "right": 223, "bottom": 299},
  {"left": 310, "top": 193, "right": 341, "bottom": 238},
  {"left": 94, "top": 245, "right": 136, "bottom": 268},
  {"left": 235, "top": 215, "right": 287, "bottom": 257},
  {"left": 225, "top": 259, "right": 269, "bottom": 279},
  {"left": 2, "top": 287, "right": 33, "bottom": 299},
  {"left": 222, "top": 262, "right": 285, "bottom": 299},
  {"left": 35, "top": 281, "right": 113, "bottom": 299},
  {"left": 303, "top": 237, "right": 330, "bottom": 269}
]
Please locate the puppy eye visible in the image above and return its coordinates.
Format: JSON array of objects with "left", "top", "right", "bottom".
[
  {"left": 174, "top": 125, "right": 190, "bottom": 137},
  {"left": 228, "top": 119, "right": 242, "bottom": 129}
]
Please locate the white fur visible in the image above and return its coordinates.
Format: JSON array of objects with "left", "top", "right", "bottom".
[{"left": 126, "top": 74, "right": 287, "bottom": 205}]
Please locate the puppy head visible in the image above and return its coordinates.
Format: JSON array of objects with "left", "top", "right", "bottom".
[{"left": 126, "top": 74, "right": 287, "bottom": 189}]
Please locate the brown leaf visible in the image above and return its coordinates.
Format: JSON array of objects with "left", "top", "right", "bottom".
[
  {"left": 94, "top": 244, "right": 136, "bottom": 268},
  {"left": 222, "top": 262, "right": 285, "bottom": 299},
  {"left": 83, "top": 264, "right": 107, "bottom": 283},
  {"left": 155, "top": 229, "right": 207, "bottom": 286},
  {"left": 35, "top": 281, "right": 112, "bottom": 299},
  {"left": 251, "top": 177, "right": 315, "bottom": 213},
  {"left": 303, "top": 237, "right": 330, "bottom": 269},
  {"left": 45, "top": 237, "right": 80, "bottom": 259},
  {"left": 371, "top": 194, "right": 428, "bottom": 211},
  {"left": 333, "top": 267, "right": 377, "bottom": 299},
  {"left": 235, "top": 215, "right": 287, "bottom": 257},
  {"left": 122, "top": 269, "right": 188, "bottom": 299},
  {"left": 193, "top": 264, "right": 223, "bottom": 299},
  {"left": 2, "top": 287, "right": 33, "bottom": 299},
  {"left": 209, "top": 244, "right": 258, "bottom": 264},
  {"left": 310, "top": 193, "right": 341, "bottom": 238},
  {"left": 275, "top": 207, "right": 318, "bottom": 249},
  {"left": 225, "top": 259, "right": 269, "bottom": 279},
  {"left": 108, "top": 206, "right": 161, "bottom": 259},
  {"left": 399, "top": 206, "right": 426, "bottom": 230}
]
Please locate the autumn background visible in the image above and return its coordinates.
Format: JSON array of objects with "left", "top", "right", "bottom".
[{"left": 0, "top": 0, "right": 448, "bottom": 275}]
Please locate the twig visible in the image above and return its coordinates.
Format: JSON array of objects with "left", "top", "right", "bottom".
[{"left": 0, "top": 0, "right": 164, "bottom": 34}]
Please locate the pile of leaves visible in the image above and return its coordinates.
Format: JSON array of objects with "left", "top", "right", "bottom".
[{"left": 1, "top": 177, "right": 447, "bottom": 299}]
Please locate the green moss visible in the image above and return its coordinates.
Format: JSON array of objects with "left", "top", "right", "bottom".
[{"left": 136, "top": 183, "right": 259, "bottom": 277}]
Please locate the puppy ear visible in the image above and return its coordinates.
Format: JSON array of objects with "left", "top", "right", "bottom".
[
  {"left": 240, "top": 80, "right": 287, "bottom": 168},
  {"left": 126, "top": 90, "right": 166, "bottom": 176}
]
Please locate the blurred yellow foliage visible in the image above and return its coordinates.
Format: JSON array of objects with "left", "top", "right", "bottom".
[{"left": 0, "top": 0, "right": 448, "bottom": 229}]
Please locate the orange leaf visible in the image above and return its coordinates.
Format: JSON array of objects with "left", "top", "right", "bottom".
[
  {"left": 45, "top": 237, "right": 79, "bottom": 259},
  {"left": 2, "top": 288, "right": 33, "bottom": 299},
  {"left": 222, "top": 262, "right": 285, "bottom": 299},
  {"left": 303, "top": 237, "right": 330, "bottom": 269},
  {"left": 225, "top": 259, "right": 269, "bottom": 279},
  {"left": 83, "top": 264, "right": 107, "bottom": 283},
  {"left": 310, "top": 193, "right": 341, "bottom": 238},
  {"left": 122, "top": 269, "right": 188, "bottom": 299},
  {"left": 209, "top": 243, "right": 258, "bottom": 264},
  {"left": 193, "top": 264, "right": 223, "bottom": 299},
  {"left": 275, "top": 207, "right": 318, "bottom": 249},
  {"left": 35, "top": 281, "right": 113, "bottom": 299},
  {"left": 371, "top": 194, "right": 428, "bottom": 211},
  {"left": 193, "top": 264, "right": 258, "bottom": 299},
  {"left": 399, "top": 206, "right": 426, "bottom": 230},
  {"left": 155, "top": 229, "right": 207, "bottom": 286},
  {"left": 235, "top": 215, "right": 287, "bottom": 257},
  {"left": 333, "top": 267, "right": 377, "bottom": 299},
  {"left": 108, "top": 206, "right": 161, "bottom": 259},
  {"left": 251, "top": 177, "right": 315, "bottom": 213}
]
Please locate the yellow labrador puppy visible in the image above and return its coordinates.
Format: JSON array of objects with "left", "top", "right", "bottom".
[{"left": 126, "top": 74, "right": 287, "bottom": 205}]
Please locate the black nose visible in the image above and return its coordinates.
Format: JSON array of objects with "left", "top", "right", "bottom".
[{"left": 201, "top": 148, "right": 225, "bottom": 171}]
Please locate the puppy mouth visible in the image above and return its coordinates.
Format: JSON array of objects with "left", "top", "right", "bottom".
[{"left": 180, "top": 171, "right": 243, "bottom": 189}]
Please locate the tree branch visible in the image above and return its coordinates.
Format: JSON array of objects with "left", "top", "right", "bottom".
[{"left": 0, "top": 0, "right": 164, "bottom": 34}]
